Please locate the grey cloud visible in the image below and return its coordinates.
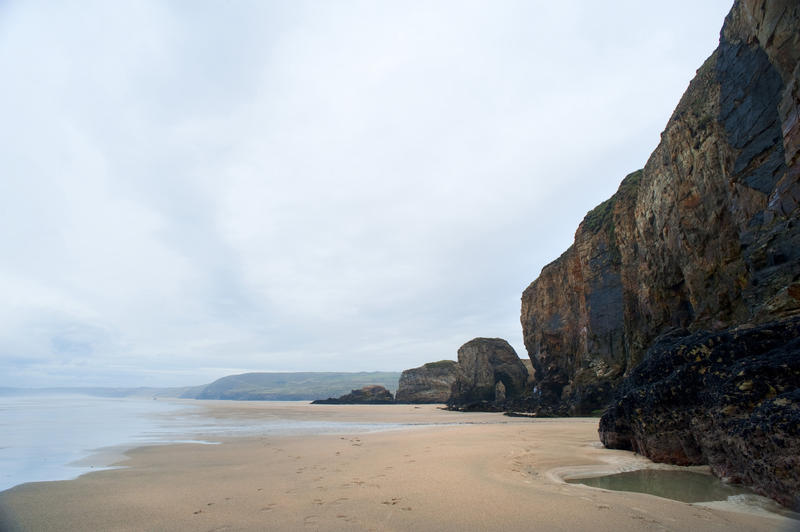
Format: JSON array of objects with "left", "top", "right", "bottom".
[{"left": 0, "top": 0, "right": 732, "bottom": 387}]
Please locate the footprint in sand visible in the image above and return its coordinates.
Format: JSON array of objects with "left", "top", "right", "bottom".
[
  {"left": 260, "top": 503, "right": 277, "bottom": 512},
  {"left": 629, "top": 514, "right": 664, "bottom": 527},
  {"left": 401, "top": 507, "right": 412, "bottom": 511},
  {"left": 312, "top": 498, "right": 324, "bottom": 506},
  {"left": 303, "top": 515, "right": 320, "bottom": 527},
  {"left": 381, "top": 497, "right": 402, "bottom": 506}
]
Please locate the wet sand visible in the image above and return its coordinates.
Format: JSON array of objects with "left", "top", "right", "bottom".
[{"left": 0, "top": 402, "right": 794, "bottom": 531}]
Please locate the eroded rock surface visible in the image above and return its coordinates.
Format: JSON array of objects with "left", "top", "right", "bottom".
[
  {"left": 311, "top": 385, "right": 394, "bottom": 404},
  {"left": 448, "top": 338, "right": 528, "bottom": 410},
  {"left": 395, "top": 360, "right": 459, "bottom": 403},
  {"left": 518, "top": 0, "right": 799, "bottom": 506},
  {"left": 521, "top": 0, "right": 800, "bottom": 415},
  {"left": 599, "top": 316, "right": 800, "bottom": 509}
]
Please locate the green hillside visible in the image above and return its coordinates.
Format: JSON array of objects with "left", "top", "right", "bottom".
[{"left": 184, "top": 372, "right": 401, "bottom": 401}]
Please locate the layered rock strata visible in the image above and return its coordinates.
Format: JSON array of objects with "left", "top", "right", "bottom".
[
  {"left": 521, "top": 0, "right": 800, "bottom": 416},
  {"left": 447, "top": 338, "right": 529, "bottom": 410},
  {"left": 311, "top": 385, "right": 394, "bottom": 404},
  {"left": 395, "top": 360, "right": 459, "bottom": 403},
  {"left": 599, "top": 316, "right": 800, "bottom": 509}
]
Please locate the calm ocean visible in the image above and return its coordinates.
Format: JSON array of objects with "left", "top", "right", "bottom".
[{"left": 0, "top": 395, "right": 405, "bottom": 492}]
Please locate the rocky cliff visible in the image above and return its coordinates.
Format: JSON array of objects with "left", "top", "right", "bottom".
[
  {"left": 395, "top": 360, "right": 459, "bottom": 403},
  {"left": 521, "top": 0, "right": 800, "bottom": 416}
]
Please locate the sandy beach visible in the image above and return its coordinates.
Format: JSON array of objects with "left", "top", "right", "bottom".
[{"left": 0, "top": 402, "right": 794, "bottom": 531}]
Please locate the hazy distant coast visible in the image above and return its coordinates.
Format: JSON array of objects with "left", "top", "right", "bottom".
[{"left": 0, "top": 371, "right": 401, "bottom": 402}]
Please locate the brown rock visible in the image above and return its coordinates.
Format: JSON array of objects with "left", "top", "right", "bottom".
[
  {"left": 395, "top": 360, "right": 459, "bottom": 404},
  {"left": 521, "top": 0, "right": 800, "bottom": 415}
]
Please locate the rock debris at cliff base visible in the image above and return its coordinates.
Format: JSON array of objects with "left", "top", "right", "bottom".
[{"left": 599, "top": 316, "right": 800, "bottom": 509}]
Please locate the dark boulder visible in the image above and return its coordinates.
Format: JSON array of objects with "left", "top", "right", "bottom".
[
  {"left": 311, "top": 385, "right": 394, "bottom": 404},
  {"left": 599, "top": 316, "right": 800, "bottom": 509}
]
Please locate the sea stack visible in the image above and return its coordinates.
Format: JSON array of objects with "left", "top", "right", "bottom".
[
  {"left": 448, "top": 338, "right": 529, "bottom": 410},
  {"left": 395, "top": 360, "right": 459, "bottom": 403}
]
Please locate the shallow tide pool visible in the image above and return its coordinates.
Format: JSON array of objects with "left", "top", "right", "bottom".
[
  {"left": 567, "top": 469, "right": 800, "bottom": 521},
  {"left": 566, "top": 469, "right": 752, "bottom": 503}
]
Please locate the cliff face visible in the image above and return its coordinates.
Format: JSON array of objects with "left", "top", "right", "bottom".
[
  {"left": 395, "top": 361, "right": 459, "bottom": 403},
  {"left": 520, "top": 171, "right": 640, "bottom": 414},
  {"left": 521, "top": 0, "right": 800, "bottom": 415}
]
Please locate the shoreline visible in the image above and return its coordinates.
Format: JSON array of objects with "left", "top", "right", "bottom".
[{"left": 1, "top": 402, "right": 795, "bottom": 531}]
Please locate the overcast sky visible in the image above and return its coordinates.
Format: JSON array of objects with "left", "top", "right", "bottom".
[{"left": 1, "top": 1, "right": 732, "bottom": 387}]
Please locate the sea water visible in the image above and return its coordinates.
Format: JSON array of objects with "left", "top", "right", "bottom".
[
  {"left": 0, "top": 395, "right": 407, "bottom": 492},
  {"left": 0, "top": 395, "right": 213, "bottom": 491}
]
